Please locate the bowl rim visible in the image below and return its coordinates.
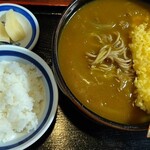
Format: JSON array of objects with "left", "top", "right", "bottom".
[
  {"left": 0, "top": 3, "right": 40, "bottom": 50},
  {"left": 0, "top": 45, "right": 58, "bottom": 149},
  {"left": 52, "top": 0, "right": 149, "bottom": 131}
]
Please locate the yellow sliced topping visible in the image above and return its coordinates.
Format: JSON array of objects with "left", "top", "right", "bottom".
[
  {"left": 0, "top": 21, "right": 10, "bottom": 43},
  {"left": 5, "top": 9, "right": 26, "bottom": 42}
]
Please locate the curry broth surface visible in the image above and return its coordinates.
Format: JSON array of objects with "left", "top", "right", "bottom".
[{"left": 58, "top": 0, "right": 150, "bottom": 124}]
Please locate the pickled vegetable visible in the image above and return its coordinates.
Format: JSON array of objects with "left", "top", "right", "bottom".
[
  {"left": 0, "top": 21, "right": 10, "bottom": 43},
  {"left": 5, "top": 9, "right": 25, "bottom": 42}
]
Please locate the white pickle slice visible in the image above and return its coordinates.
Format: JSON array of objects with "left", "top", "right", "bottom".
[
  {"left": 0, "top": 21, "right": 10, "bottom": 43},
  {"left": 5, "top": 9, "right": 26, "bottom": 42}
]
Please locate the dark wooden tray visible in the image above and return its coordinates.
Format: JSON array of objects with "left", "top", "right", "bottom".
[
  {"left": 2, "top": 4, "right": 150, "bottom": 150},
  {"left": 0, "top": 0, "right": 73, "bottom": 6}
]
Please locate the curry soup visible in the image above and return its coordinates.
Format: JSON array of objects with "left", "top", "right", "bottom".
[{"left": 58, "top": 0, "right": 150, "bottom": 124}]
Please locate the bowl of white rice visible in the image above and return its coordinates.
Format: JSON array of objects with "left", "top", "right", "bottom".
[{"left": 0, "top": 45, "right": 58, "bottom": 149}]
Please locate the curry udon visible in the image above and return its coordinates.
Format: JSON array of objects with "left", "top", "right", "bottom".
[{"left": 58, "top": 0, "right": 150, "bottom": 124}]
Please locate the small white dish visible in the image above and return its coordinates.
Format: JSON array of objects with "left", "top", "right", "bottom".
[
  {"left": 0, "top": 45, "right": 58, "bottom": 150},
  {"left": 0, "top": 3, "right": 40, "bottom": 50}
]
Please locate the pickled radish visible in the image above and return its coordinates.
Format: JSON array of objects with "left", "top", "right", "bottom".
[
  {"left": 0, "top": 21, "right": 10, "bottom": 43},
  {"left": 5, "top": 9, "right": 25, "bottom": 42}
]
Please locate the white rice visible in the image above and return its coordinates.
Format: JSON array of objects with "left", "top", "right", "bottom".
[{"left": 0, "top": 61, "right": 45, "bottom": 143}]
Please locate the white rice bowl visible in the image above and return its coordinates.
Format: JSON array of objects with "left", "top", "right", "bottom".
[{"left": 0, "top": 45, "right": 58, "bottom": 150}]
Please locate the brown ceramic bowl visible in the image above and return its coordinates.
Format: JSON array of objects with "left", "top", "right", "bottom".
[{"left": 52, "top": 0, "right": 150, "bottom": 131}]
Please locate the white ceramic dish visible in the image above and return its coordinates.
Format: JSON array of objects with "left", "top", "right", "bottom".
[
  {"left": 0, "top": 45, "right": 58, "bottom": 150},
  {"left": 0, "top": 3, "right": 40, "bottom": 50}
]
